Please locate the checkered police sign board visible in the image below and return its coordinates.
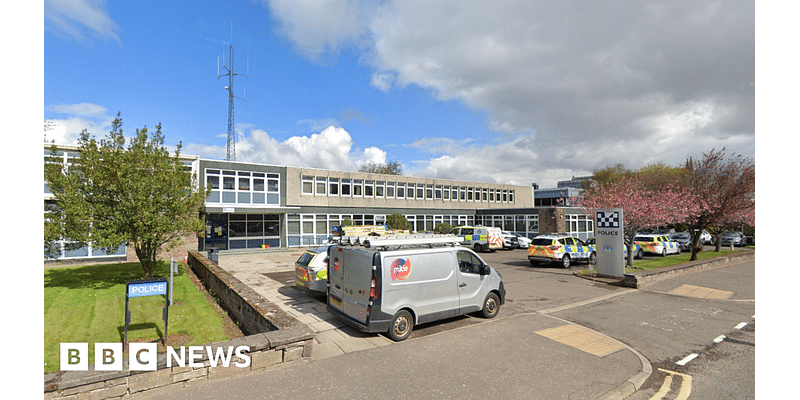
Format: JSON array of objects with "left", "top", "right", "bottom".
[
  {"left": 595, "top": 209, "right": 624, "bottom": 277},
  {"left": 596, "top": 211, "right": 620, "bottom": 228}
]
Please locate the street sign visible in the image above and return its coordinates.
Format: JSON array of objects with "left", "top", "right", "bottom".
[
  {"left": 124, "top": 278, "right": 169, "bottom": 347},
  {"left": 595, "top": 209, "right": 624, "bottom": 278}
]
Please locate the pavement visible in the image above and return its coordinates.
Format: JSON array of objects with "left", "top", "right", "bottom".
[{"left": 158, "top": 248, "right": 650, "bottom": 400}]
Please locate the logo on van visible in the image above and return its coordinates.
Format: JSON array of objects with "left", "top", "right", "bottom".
[
  {"left": 390, "top": 258, "right": 412, "bottom": 281},
  {"left": 332, "top": 257, "right": 340, "bottom": 271}
]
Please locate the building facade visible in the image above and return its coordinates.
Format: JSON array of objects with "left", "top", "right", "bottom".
[{"left": 44, "top": 144, "right": 595, "bottom": 261}]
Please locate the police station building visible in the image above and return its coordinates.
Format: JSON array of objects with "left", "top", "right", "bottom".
[{"left": 44, "top": 145, "right": 595, "bottom": 262}]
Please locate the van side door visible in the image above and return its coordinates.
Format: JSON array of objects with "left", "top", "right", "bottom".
[{"left": 456, "top": 250, "right": 488, "bottom": 314}]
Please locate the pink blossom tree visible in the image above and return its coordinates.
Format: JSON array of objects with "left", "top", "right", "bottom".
[
  {"left": 683, "top": 148, "right": 755, "bottom": 259},
  {"left": 579, "top": 176, "right": 696, "bottom": 266}
]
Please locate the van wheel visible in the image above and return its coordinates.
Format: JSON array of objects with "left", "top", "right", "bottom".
[
  {"left": 560, "top": 255, "right": 571, "bottom": 268},
  {"left": 388, "top": 310, "right": 413, "bottom": 342},
  {"left": 474, "top": 243, "right": 484, "bottom": 252},
  {"left": 481, "top": 293, "right": 500, "bottom": 319}
]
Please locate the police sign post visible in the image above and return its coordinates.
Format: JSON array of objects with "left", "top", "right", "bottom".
[
  {"left": 124, "top": 278, "right": 169, "bottom": 348},
  {"left": 595, "top": 209, "right": 625, "bottom": 278}
]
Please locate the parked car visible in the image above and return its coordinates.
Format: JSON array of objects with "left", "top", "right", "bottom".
[
  {"left": 633, "top": 234, "right": 681, "bottom": 256},
  {"left": 669, "top": 232, "right": 692, "bottom": 252},
  {"left": 528, "top": 234, "right": 595, "bottom": 268},
  {"left": 720, "top": 231, "right": 747, "bottom": 247},
  {"left": 500, "top": 231, "right": 519, "bottom": 249},
  {"left": 699, "top": 230, "right": 712, "bottom": 245},
  {"left": 295, "top": 246, "right": 331, "bottom": 294},
  {"left": 586, "top": 238, "right": 643, "bottom": 259},
  {"left": 513, "top": 232, "right": 532, "bottom": 249}
]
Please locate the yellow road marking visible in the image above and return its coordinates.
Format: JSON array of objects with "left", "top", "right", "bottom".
[
  {"left": 650, "top": 368, "right": 693, "bottom": 400},
  {"left": 534, "top": 324, "right": 625, "bottom": 358},
  {"left": 668, "top": 284, "right": 733, "bottom": 300}
]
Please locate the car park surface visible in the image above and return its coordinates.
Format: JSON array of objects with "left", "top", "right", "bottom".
[{"left": 163, "top": 245, "right": 755, "bottom": 400}]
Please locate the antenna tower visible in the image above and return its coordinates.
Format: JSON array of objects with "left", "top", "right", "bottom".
[{"left": 218, "top": 25, "right": 248, "bottom": 161}]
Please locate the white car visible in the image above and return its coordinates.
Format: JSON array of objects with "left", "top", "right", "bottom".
[{"left": 512, "top": 232, "right": 532, "bottom": 249}]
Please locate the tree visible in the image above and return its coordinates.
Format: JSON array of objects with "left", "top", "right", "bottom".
[
  {"left": 45, "top": 114, "right": 208, "bottom": 278},
  {"left": 579, "top": 176, "right": 695, "bottom": 266},
  {"left": 682, "top": 148, "right": 755, "bottom": 260},
  {"left": 386, "top": 213, "right": 411, "bottom": 231},
  {"left": 359, "top": 160, "right": 403, "bottom": 175}
]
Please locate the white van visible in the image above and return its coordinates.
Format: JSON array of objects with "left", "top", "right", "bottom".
[
  {"left": 327, "top": 235, "right": 506, "bottom": 341},
  {"left": 449, "top": 226, "right": 504, "bottom": 252}
]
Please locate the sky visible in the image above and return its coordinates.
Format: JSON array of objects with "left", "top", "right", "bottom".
[{"left": 41, "top": 0, "right": 756, "bottom": 189}]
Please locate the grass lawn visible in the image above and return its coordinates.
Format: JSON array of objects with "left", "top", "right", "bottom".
[
  {"left": 578, "top": 247, "right": 753, "bottom": 276},
  {"left": 44, "top": 261, "right": 238, "bottom": 373}
]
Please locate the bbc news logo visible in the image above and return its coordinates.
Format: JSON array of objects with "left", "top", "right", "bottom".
[{"left": 60, "top": 343, "right": 251, "bottom": 371}]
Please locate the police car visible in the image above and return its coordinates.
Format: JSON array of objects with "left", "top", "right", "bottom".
[
  {"left": 527, "top": 234, "right": 596, "bottom": 268},
  {"left": 586, "top": 238, "right": 644, "bottom": 260},
  {"left": 633, "top": 234, "right": 681, "bottom": 256}
]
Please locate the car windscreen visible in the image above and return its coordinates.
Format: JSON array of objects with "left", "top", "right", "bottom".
[{"left": 296, "top": 251, "right": 316, "bottom": 267}]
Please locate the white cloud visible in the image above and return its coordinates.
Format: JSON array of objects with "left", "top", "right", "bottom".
[
  {"left": 43, "top": 103, "right": 115, "bottom": 145},
  {"left": 262, "top": 0, "right": 754, "bottom": 187},
  {"left": 185, "top": 125, "right": 387, "bottom": 172},
  {"left": 44, "top": 0, "right": 121, "bottom": 44}
]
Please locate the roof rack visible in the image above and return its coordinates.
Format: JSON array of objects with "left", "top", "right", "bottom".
[{"left": 336, "top": 234, "right": 462, "bottom": 248}]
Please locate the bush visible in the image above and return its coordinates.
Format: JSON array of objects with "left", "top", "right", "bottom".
[{"left": 386, "top": 213, "right": 411, "bottom": 231}]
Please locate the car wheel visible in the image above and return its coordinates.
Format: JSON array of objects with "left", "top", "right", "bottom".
[
  {"left": 661, "top": 248, "right": 667, "bottom": 257},
  {"left": 561, "top": 255, "right": 571, "bottom": 268},
  {"left": 481, "top": 292, "right": 500, "bottom": 319},
  {"left": 388, "top": 310, "right": 413, "bottom": 342},
  {"left": 588, "top": 252, "right": 597, "bottom": 265},
  {"left": 636, "top": 249, "right": 644, "bottom": 259},
  {"left": 529, "top": 259, "right": 539, "bottom": 267}
]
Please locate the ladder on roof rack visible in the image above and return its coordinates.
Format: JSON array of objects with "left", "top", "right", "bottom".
[{"left": 337, "top": 234, "right": 462, "bottom": 248}]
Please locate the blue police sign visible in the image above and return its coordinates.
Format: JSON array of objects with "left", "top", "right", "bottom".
[{"left": 127, "top": 280, "right": 168, "bottom": 298}]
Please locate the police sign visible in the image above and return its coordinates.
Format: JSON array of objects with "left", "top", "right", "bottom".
[
  {"left": 127, "top": 280, "right": 167, "bottom": 297},
  {"left": 595, "top": 209, "right": 624, "bottom": 277}
]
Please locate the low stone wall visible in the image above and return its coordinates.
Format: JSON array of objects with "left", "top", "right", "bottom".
[
  {"left": 44, "top": 251, "right": 316, "bottom": 399},
  {"left": 186, "top": 250, "right": 301, "bottom": 332},
  {"left": 622, "top": 249, "right": 755, "bottom": 288}
]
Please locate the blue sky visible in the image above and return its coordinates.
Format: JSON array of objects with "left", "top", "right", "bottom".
[{"left": 41, "top": 0, "right": 757, "bottom": 188}]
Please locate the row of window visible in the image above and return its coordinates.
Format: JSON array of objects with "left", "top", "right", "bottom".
[
  {"left": 205, "top": 169, "right": 280, "bottom": 205},
  {"left": 301, "top": 176, "right": 516, "bottom": 203}
]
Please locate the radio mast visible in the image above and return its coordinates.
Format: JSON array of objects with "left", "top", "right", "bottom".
[{"left": 218, "top": 25, "right": 248, "bottom": 161}]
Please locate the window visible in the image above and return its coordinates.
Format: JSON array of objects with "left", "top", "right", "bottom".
[
  {"left": 205, "top": 169, "right": 280, "bottom": 205},
  {"left": 426, "top": 184, "right": 434, "bottom": 200},
  {"left": 435, "top": 185, "right": 443, "bottom": 200},
  {"left": 386, "top": 182, "right": 395, "bottom": 198},
  {"left": 376, "top": 181, "right": 385, "bottom": 197},
  {"left": 482, "top": 188, "right": 488, "bottom": 202},
  {"left": 316, "top": 177, "right": 327, "bottom": 195},
  {"left": 238, "top": 172, "right": 250, "bottom": 190},
  {"left": 457, "top": 251, "right": 484, "bottom": 274},
  {"left": 443, "top": 185, "right": 450, "bottom": 200},
  {"left": 489, "top": 189, "right": 495, "bottom": 202},
  {"left": 329, "top": 178, "right": 339, "bottom": 196},
  {"left": 416, "top": 184, "right": 424, "bottom": 199},
  {"left": 460, "top": 187, "right": 466, "bottom": 201},
  {"left": 353, "top": 179, "right": 363, "bottom": 196},
  {"left": 397, "top": 183, "right": 405, "bottom": 198},
  {"left": 364, "top": 180, "right": 374, "bottom": 197},
  {"left": 406, "top": 183, "right": 415, "bottom": 199},
  {"left": 341, "top": 179, "right": 351, "bottom": 196},
  {"left": 509, "top": 190, "right": 514, "bottom": 203},
  {"left": 467, "top": 187, "right": 474, "bottom": 201},
  {"left": 451, "top": 186, "right": 458, "bottom": 201},
  {"left": 302, "top": 176, "right": 313, "bottom": 194}
]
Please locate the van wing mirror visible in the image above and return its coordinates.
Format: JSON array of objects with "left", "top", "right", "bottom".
[{"left": 480, "top": 264, "right": 491, "bottom": 275}]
